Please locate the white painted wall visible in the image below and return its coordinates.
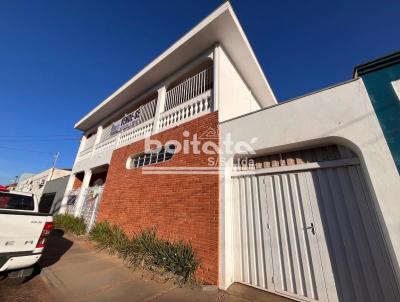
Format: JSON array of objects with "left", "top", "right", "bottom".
[
  {"left": 72, "top": 148, "right": 114, "bottom": 173},
  {"left": 218, "top": 46, "right": 261, "bottom": 122},
  {"left": 219, "top": 78, "right": 400, "bottom": 290}
]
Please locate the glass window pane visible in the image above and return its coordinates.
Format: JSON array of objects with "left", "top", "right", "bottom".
[{"left": 0, "top": 193, "right": 34, "bottom": 211}]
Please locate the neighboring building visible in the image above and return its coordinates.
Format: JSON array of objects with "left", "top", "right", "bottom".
[
  {"left": 18, "top": 172, "right": 35, "bottom": 183},
  {"left": 5, "top": 182, "right": 18, "bottom": 191},
  {"left": 16, "top": 168, "right": 71, "bottom": 199},
  {"left": 353, "top": 52, "right": 400, "bottom": 173},
  {"left": 39, "top": 175, "right": 70, "bottom": 214},
  {"left": 61, "top": 3, "right": 400, "bottom": 301}
]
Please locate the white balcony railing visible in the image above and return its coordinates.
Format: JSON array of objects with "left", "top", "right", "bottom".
[
  {"left": 77, "top": 67, "right": 213, "bottom": 162},
  {"left": 159, "top": 90, "right": 212, "bottom": 131},
  {"left": 100, "top": 123, "right": 114, "bottom": 142},
  {"left": 78, "top": 147, "right": 93, "bottom": 160},
  {"left": 92, "top": 136, "right": 117, "bottom": 156},
  {"left": 117, "top": 118, "right": 154, "bottom": 148},
  {"left": 165, "top": 66, "right": 213, "bottom": 111}
]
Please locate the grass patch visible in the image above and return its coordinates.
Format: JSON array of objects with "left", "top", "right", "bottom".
[
  {"left": 89, "top": 221, "right": 199, "bottom": 283},
  {"left": 53, "top": 214, "right": 87, "bottom": 236}
]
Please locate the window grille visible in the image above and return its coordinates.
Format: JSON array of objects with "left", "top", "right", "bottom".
[{"left": 129, "top": 144, "right": 176, "bottom": 169}]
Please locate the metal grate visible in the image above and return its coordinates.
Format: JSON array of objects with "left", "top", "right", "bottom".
[
  {"left": 139, "top": 98, "right": 157, "bottom": 123},
  {"left": 80, "top": 186, "right": 104, "bottom": 232},
  {"left": 129, "top": 145, "right": 176, "bottom": 169}
]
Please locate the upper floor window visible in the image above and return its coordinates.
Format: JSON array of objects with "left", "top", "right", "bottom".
[{"left": 127, "top": 144, "right": 176, "bottom": 169}]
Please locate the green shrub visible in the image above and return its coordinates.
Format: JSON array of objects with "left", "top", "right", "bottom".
[
  {"left": 53, "top": 214, "right": 87, "bottom": 236},
  {"left": 89, "top": 221, "right": 129, "bottom": 257},
  {"left": 89, "top": 222, "right": 199, "bottom": 282},
  {"left": 153, "top": 240, "right": 199, "bottom": 281}
]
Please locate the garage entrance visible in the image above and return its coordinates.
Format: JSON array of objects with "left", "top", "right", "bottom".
[{"left": 231, "top": 145, "right": 399, "bottom": 302}]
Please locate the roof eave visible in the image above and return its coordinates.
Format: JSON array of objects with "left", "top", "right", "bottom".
[{"left": 75, "top": 2, "right": 276, "bottom": 131}]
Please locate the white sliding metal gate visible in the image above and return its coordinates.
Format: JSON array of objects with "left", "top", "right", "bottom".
[{"left": 232, "top": 158, "right": 399, "bottom": 302}]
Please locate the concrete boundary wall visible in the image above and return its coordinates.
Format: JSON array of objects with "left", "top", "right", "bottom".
[{"left": 219, "top": 78, "right": 400, "bottom": 289}]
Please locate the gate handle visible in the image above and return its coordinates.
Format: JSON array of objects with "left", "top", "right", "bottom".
[{"left": 305, "top": 223, "right": 315, "bottom": 235}]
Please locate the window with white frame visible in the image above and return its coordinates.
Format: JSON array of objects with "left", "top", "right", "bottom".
[
  {"left": 391, "top": 79, "right": 400, "bottom": 101},
  {"left": 128, "top": 144, "right": 176, "bottom": 169}
]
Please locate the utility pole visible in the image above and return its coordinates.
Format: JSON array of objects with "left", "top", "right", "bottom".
[
  {"left": 49, "top": 152, "right": 60, "bottom": 181},
  {"left": 52, "top": 152, "right": 60, "bottom": 169}
]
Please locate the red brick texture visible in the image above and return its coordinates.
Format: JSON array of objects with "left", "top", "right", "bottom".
[
  {"left": 97, "top": 112, "right": 219, "bottom": 285},
  {"left": 72, "top": 173, "right": 84, "bottom": 190}
]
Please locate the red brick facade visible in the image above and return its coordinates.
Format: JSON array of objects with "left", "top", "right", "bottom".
[{"left": 97, "top": 112, "right": 219, "bottom": 285}]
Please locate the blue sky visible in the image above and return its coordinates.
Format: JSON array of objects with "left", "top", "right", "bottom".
[{"left": 0, "top": 0, "right": 398, "bottom": 184}]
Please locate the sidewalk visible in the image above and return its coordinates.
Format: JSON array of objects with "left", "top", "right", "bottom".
[{"left": 39, "top": 230, "right": 291, "bottom": 302}]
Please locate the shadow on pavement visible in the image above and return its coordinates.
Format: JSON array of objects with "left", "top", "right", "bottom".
[
  {"left": 39, "top": 229, "right": 73, "bottom": 268},
  {"left": 21, "top": 229, "right": 73, "bottom": 283}
]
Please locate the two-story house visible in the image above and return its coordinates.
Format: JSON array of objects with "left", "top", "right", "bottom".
[
  {"left": 61, "top": 2, "right": 275, "bottom": 285},
  {"left": 61, "top": 2, "right": 400, "bottom": 302}
]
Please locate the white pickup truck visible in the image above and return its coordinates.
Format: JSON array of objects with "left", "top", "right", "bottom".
[{"left": 0, "top": 191, "right": 53, "bottom": 277}]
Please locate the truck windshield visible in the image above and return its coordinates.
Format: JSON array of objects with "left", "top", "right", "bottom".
[{"left": 0, "top": 192, "right": 34, "bottom": 211}]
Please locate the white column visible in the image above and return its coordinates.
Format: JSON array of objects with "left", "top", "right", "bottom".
[
  {"left": 213, "top": 44, "right": 220, "bottom": 112},
  {"left": 152, "top": 85, "right": 167, "bottom": 133},
  {"left": 74, "top": 169, "right": 92, "bottom": 217},
  {"left": 219, "top": 155, "right": 235, "bottom": 289},
  {"left": 94, "top": 125, "right": 103, "bottom": 145},
  {"left": 73, "top": 135, "right": 87, "bottom": 166},
  {"left": 59, "top": 173, "right": 77, "bottom": 214}
]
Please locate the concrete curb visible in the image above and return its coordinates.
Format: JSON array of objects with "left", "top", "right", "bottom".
[{"left": 41, "top": 268, "right": 64, "bottom": 293}]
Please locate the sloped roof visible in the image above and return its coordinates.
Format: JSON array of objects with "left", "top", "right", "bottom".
[{"left": 75, "top": 2, "right": 276, "bottom": 131}]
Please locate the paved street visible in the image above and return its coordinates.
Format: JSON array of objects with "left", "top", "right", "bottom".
[
  {"left": 1, "top": 230, "right": 291, "bottom": 302},
  {"left": 0, "top": 275, "right": 54, "bottom": 302}
]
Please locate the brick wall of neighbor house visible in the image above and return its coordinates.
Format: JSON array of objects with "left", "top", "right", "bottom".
[
  {"left": 97, "top": 112, "right": 219, "bottom": 284},
  {"left": 72, "top": 174, "right": 83, "bottom": 190}
]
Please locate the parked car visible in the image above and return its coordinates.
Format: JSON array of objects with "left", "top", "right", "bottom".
[{"left": 0, "top": 191, "right": 53, "bottom": 278}]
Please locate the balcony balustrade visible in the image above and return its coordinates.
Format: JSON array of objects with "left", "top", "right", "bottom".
[{"left": 77, "top": 66, "right": 213, "bottom": 162}]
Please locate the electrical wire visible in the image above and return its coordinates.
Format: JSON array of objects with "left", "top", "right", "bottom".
[
  {"left": 0, "top": 145, "right": 54, "bottom": 155},
  {"left": 0, "top": 138, "right": 80, "bottom": 142},
  {"left": 0, "top": 134, "right": 81, "bottom": 142},
  {"left": 0, "top": 134, "right": 80, "bottom": 138},
  {"left": 0, "top": 135, "right": 81, "bottom": 141}
]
